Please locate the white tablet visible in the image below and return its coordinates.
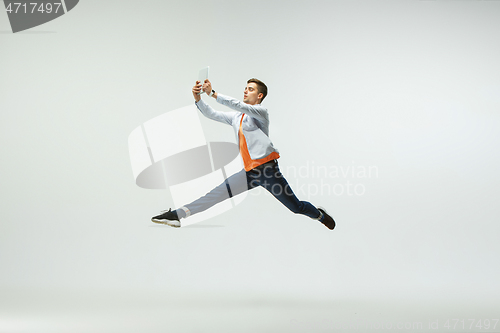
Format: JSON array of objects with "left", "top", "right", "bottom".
[{"left": 198, "top": 66, "right": 209, "bottom": 95}]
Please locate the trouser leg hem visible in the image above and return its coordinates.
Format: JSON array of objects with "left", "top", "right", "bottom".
[
  {"left": 313, "top": 209, "right": 323, "bottom": 221},
  {"left": 180, "top": 206, "right": 191, "bottom": 218}
]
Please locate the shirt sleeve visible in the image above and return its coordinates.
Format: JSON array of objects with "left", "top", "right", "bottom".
[
  {"left": 195, "top": 99, "right": 236, "bottom": 126},
  {"left": 216, "top": 93, "right": 269, "bottom": 123}
]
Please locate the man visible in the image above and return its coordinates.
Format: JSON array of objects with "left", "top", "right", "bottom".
[{"left": 151, "top": 78, "right": 335, "bottom": 230}]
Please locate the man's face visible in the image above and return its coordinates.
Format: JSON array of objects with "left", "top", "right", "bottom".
[{"left": 243, "top": 82, "right": 262, "bottom": 105}]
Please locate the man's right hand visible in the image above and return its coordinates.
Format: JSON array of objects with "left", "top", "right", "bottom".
[{"left": 192, "top": 80, "right": 202, "bottom": 102}]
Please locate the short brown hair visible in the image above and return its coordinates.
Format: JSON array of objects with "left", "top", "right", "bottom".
[{"left": 247, "top": 78, "right": 268, "bottom": 103}]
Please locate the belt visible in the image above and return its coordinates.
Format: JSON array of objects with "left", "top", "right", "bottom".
[{"left": 253, "top": 159, "right": 278, "bottom": 169}]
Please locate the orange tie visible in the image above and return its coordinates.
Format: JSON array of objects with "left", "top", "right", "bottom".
[{"left": 238, "top": 114, "right": 280, "bottom": 171}]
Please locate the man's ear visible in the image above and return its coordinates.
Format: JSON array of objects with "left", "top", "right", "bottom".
[{"left": 258, "top": 93, "right": 263, "bottom": 101}]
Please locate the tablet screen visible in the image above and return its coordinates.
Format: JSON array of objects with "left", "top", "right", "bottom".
[{"left": 199, "top": 66, "right": 209, "bottom": 83}]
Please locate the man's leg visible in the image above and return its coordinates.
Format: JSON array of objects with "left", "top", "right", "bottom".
[
  {"left": 177, "top": 168, "right": 250, "bottom": 218},
  {"left": 251, "top": 162, "right": 336, "bottom": 229},
  {"left": 152, "top": 168, "right": 251, "bottom": 226},
  {"left": 249, "top": 163, "right": 321, "bottom": 219}
]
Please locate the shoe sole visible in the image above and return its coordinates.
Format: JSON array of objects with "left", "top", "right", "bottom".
[{"left": 151, "top": 218, "right": 181, "bottom": 228}]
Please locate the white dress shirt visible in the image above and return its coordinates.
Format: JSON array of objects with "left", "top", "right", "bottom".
[{"left": 195, "top": 94, "right": 280, "bottom": 160}]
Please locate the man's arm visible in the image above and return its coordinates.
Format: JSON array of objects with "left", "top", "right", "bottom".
[
  {"left": 216, "top": 94, "right": 269, "bottom": 122},
  {"left": 192, "top": 80, "right": 235, "bottom": 125},
  {"left": 201, "top": 80, "right": 269, "bottom": 123}
]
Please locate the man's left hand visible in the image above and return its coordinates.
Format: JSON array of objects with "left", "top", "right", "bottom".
[{"left": 202, "top": 79, "right": 213, "bottom": 95}]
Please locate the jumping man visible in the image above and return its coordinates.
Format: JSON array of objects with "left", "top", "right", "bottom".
[{"left": 151, "top": 78, "right": 336, "bottom": 230}]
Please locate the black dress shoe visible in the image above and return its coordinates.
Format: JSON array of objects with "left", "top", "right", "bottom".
[{"left": 318, "top": 207, "right": 336, "bottom": 230}]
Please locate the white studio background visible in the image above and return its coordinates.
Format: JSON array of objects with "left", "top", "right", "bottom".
[{"left": 1, "top": 1, "right": 499, "bottom": 332}]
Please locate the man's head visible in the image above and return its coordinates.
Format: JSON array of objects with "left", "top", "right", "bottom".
[{"left": 243, "top": 78, "right": 268, "bottom": 105}]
